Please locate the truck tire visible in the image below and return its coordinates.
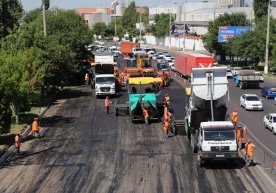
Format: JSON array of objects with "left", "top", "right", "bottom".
[
  {"left": 191, "top": 134, "right": 197, "bottom": 153},
  {"left": 115, "top": 108, "right": 118, "bottom": 116}
]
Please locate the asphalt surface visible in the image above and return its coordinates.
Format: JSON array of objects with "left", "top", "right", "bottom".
[{"left": 0, "top": 56, "right": 268, "bottom": 193}]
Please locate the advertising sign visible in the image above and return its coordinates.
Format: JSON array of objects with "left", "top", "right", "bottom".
[
  {"left": 171, "top": 24, "right": 189, "bottom": 35},
  {"left": 218, "top": 26, "right": 250, "bottom": 43}
]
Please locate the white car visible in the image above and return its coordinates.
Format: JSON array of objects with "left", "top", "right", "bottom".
[
  {"left": 240, "top": 94, "right": 263, "bottom": 111},
  {"left": 164, "top": 54, "right": 172, "bottom": 61},
  {"left": 156, "top": 56, "right": 165, "bottom": 63},
  {"left": 263, "top": 113, "right": 276, "bottom": 134},
  {"left": 226, "top": 69, "right": 233, "bottom": 78},
  {"left": 170, "top": 57, "right": 175, "bottom": 62},
  {"left": 231, "top": 67, "right": 242, "bottom": 76},
  {"left": 152, "top": 54, "right": 159, "bottom": 60},
  {"left": 168, "top": 60, "right": 174, "bottom": 68}
]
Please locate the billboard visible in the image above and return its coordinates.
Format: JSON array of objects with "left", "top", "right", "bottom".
[
  {"left": 218, "top": 26, "right": 250, "bottom": 43},
  {"left": 171, "top": 24, "right": 190, "bottom": 35}
]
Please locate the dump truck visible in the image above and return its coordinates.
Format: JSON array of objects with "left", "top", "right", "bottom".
[
  {"left": 120, "top": 42, "right": 140, "bottom": 58},
  {"left": 234, "top": 70, "right": 261, "bottom": 89},
  {"left": 115, "top": 77, "right": 163, "bottom": 122},
  {"left": 174, "top": 53, "right": 214, "bottom": 78},
  {"left": 136, "top": 54, "right": 154, "bottom": 77},
  {"left": 92, "top": 53, "right": 120, "bottom": 96},
  {"left": 172, "top": 67, "right": 238, "bottom": 167}
]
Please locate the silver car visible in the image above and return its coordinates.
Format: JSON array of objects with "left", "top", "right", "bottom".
[
  {"left": 263, "top": 113, "right": 276, "bottom": 134},
  {"left": 240, "top": 94, "right": 263, "bottom": 111}
]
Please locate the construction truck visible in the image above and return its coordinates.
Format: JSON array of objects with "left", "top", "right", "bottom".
[
  {"left": 92, "top": 53, "right": 120, "bottom": 96},
  {"left": 115, "top": 77, "right": 163, "bottom": 122},
  {"left": 172, "top": 67, "right": 238, "bottom": 167},
  {"left": 124, "top": 58, "right": 141, "bottom": 77},
  {"left": 120, "top": 42, "right": 140, "bottom": 58},
  {"left": 136, "top": 54, "right": 154, "bottom": 77},
  {"left": 234, "top": 70, "right": 262, "bottom": 89}
]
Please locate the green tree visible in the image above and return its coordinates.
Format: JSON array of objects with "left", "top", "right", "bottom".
[
  {"left": 141, "top": 7, "right": 149, "bottom": 28},
  {"left": 122, "top": 1, "right": 138, "bottom": 36},
  {"left": 0, "top": 0, "right": 23, "bottom": 38},
  {"left": 42, "top": 0, "right": 50, "bottom": 10},
  {"left": 152, "top": 13, "right": 174, "bottom": 38},
  {"left": 253, "top": 0, "right": 269, "bottom": 22},
  {"left": 92, "top": 22, "right": 107, "bottom": 37},
  {"left": 202, "top": 13, "right": 250, "bottom": 61},
  {"left": 23, "top": 8, "right": 41, "bottom": 23}
]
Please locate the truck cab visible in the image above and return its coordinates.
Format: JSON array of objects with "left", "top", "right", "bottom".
[{"left": 197, "top": 121, "right": 238, "bottom": 166}]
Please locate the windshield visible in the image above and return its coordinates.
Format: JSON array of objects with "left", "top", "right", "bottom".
[
  {"left": 143, "top": 60, "right": 151, "bottom": 67},
  {"left": 246, "top": 96, "right": 259, "bottom": 101},
  {"left": 96, "top": 77, "right": 116, "bottom": 83},
  {"left": 204, "top": 130, "right": 235, "bottom": 141},
  {"left": 273, "top": 117, "right": 276, "bottom": 122}
]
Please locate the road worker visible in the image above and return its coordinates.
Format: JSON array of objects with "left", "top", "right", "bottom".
[
  {"left": 105, "top": 96, "right": 110, "bottom": 114},
  {"left": 85, "top": 72, "right": 90, "bottom": 85},
  {"left": 163, "top": 105, "right": 168, "bottom": 117},
  {"left": 114, "top": 66, "right": 119, "bottom": 76},
  {"left": 164, "top": 94, "right": 171, "bottom": 107},
  {"left": 32, "top": 117, "right": 41, "bottom": 138},
  {"left": 142, "top": 108, "right": 149, "bottom": 125},
  {"left": 164, "top": 111, "right": 172, "bottom": 123},
  {"left": 244, "top": 139, "right": 256, "bottom": 165},
  {"left": 15, "top": 132, "right": 21, "bottom": 154},
  {"left": 230, "top": 109, "right": 238, "bottom": 127},
  {"left": 236, "top": 125, "right": 244, "bottom": 149}
]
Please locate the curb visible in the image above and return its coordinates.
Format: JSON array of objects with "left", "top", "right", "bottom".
[{"left": 0, "top": 95, "right": 56, "bottom": 167}]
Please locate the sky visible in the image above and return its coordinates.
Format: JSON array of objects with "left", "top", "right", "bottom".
[{"left": 21, "top": 0, "right": 221, "bottom": 12}]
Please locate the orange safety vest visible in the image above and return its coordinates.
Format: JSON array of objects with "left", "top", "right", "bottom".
[
  {"left": 105, "top": 99, "right": 110, "bottom": 107},
  {"left": 165, "top": 96, "right": 170, "bottom": 105},
  {"left": 32, "top": 120, "right": 40, "bottom": 132},
  {"left": 143, "top": 109, "right": 149, "bottom": 118},
  {"left": 236, "top": 129, "right": 243, "bottom": 142},
  {"left": 247, "top": 143, "right": 255, "bottom": 156},
  {"left": 231, "top": 112, "right": 238, "bottom": 123},
  {"left": 85, "top": 73, "right": 89, "bottom": 81},
  {"left": 164, "top": 112, "right": 171, "bottom": 122},
  {"left": 164, "top": 106, "right": 168, "bottom": 115},
  {"left": 15, "top": 135, "right": 21, "bottom": 147},
  {"left": 163, "top": 121, "right": 169, "bottom": 131}
]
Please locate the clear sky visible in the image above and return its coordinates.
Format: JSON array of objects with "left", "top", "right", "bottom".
[{"left": 21, "top": 0, "right": 220, "bottom": 12}]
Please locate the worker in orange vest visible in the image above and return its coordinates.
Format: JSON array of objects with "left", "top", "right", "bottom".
[
  {"left": 236, "top": 125, "right": 244, "bottom": 149},
  {"left": 164, "top": 111, "right": 171, "bottom": 123},
  {"left": 85, "top": 72, "right": 90, "bottom": 85},
  {"left": 15, "top": 132, "right": 21, "bottom": 154},
  {"left": 163, "top": 105, "right": 168, "bottom": 116},
  {"left": 244, "top": 139, "right": 256, "bottom": 165},
  {"left": 164, "top": 94, "right": 171, "bottom": 107},
  {"left": 142, "top": 108, "right": 149, "bottom": 125},
  {"left": 32, "top": 117, "right": 41, "bottom": 138},
  {"left": 114, "top": 66, "right": 119, "bottom": 76},
  {"left": 105, "top": 96, "right": 110, "bottom": 114},
  {"left": 231, "top": 109, "right": 238, "bottom": 127}
]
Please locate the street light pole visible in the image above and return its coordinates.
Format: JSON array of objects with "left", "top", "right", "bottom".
[
  {"left": 264, "top": 0, "right": 271, "bottom": 74},
  {"left": 115, "top": 16, "right": 117, "bottom": 37},
  {"left": 42, "top": 3, "right": 47, "bottom": 37},
  {"left": 169, "top": 9, "right": 172, "bottom": 50},
  {"left": 139, "top": 13, "right": 142, "bottom": 42}
]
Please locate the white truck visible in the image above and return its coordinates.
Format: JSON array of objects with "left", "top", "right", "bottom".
[
  {"left": 93, "top": 53, "right": 119, "bottom": 96},
  {"left": 172, "top": 67, "right": 238, "bottom": 167},
  {"left": 132, "top": 47, "right": 146, "bottom": 57}
]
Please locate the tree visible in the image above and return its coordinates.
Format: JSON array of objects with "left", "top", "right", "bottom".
[
  {"left": 122, "top": 1, "right": 138, "bottom": 36},
  {"left": 152, "top": 13, "right": 174, "bottom": 38},
  {"left": 92, "top": 22, "right": 107, "bottom": 37},
  {"left": 23, "top": 8, "right": 41, "bottom": 23},
  {"left": 253, "top": 0, "right": 269, "bottom": 22},
  {"left": 202, "top": 13, "right": 250, "bottom": 61},
  {"left": 42, "top": 0, "right": 50, "bottom": 10},
  {"left": 0, "top": 0, "right": 23, "bottom": 38}
]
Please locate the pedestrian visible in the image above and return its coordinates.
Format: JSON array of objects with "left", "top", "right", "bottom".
[
  {"left": 32, "top": 117, "right": 41, "bottom": 138},
  {"left": 164, "top": 94, "right": 171, "bottom": 107},
  {"left": 231, "top": 108, "right": 238, "bottom": 127},
  {"left": 245, "top": 139, "right": 256, "bottom": 165},
  {"left": 142, "top": 108, "right": 149, "bottom": 125},
  {"left": 15, "top": 132, "right": 21, "bottom": 154},
  {"left": 163, "top": 105, "right": 168, "bottom": 117},
  {"left": 236, "top": 125, "right": 244, "bottom": 149},
  {"left": 105, "top": 96, "right": 110, "bottom": 114}
]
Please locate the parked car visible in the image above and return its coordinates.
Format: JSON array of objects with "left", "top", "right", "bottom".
[
  {"left": 164, "top": 54, "right": 172, "bottom": 61},
  {"left": 240, "top": 94, "right": 263, "bottom": 111},
  {"left": 261, "top": 86, "right": 276, "bottom": 99},
  {"left": 152, "top": 54, "right": 159, "bottom": 60},
  {"left": 231, "top": 67, "right": 242, "bottom": 76},
  {"left": 170, "top": 57, "right": 175, "bottom": 62},
  {"left": 263, "top": 113, "right": 276, "bottom": 134},
  {"left": 255, "top": 72, "right": 264, "bottom": 82},
  {"left": 156, "top": 56, "right": 165, "bottom": 63},
  {"left": 226, "top": 69, "right": 233, "bottom": 78}
]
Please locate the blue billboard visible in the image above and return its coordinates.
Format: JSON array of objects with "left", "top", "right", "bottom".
[{"left": 218, "top": 26, "right": 250, "bottom": 43}]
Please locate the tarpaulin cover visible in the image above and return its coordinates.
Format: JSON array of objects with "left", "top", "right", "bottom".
[{"left": 129, "top": 94, "right": 157, "bottom": 112}]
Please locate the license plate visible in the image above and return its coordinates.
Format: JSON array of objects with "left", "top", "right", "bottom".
[{"left": 216, "top": 155, "right": 225, "bottom": 158}]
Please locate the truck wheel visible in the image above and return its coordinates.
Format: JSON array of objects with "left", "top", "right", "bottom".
[
  {"left": 191, "top": 135, "right": 197, "bottom": 153},
  {"left": 115, "top": 108, "right": 118, "bottom": 116},
  {"left": 197, "top": 154, "right": 204, "bottom": 167}
]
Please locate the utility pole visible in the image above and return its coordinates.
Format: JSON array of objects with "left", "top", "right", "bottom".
[
  {"left": 42, "top": 3, "right": 47, "bottom": 37},
  {"left": 169, "top": 9, "right": 172, "bottom": 50},
  {"left": 115, "top": 16, "right": 117, "bottom": 37},
  {"left": 264, "top": 0, "right": 271, "bottom": 74},
  {"left": 139, "top": 13, "right": 142, "bottom": 42}
]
